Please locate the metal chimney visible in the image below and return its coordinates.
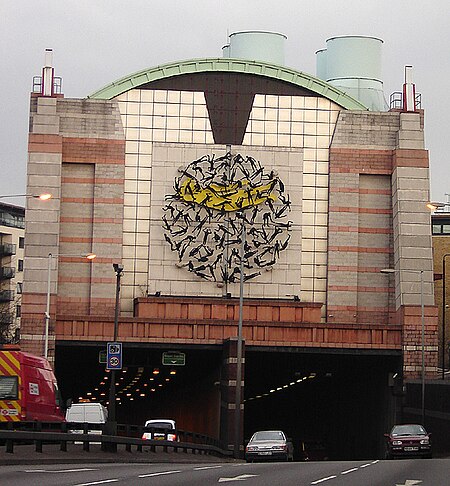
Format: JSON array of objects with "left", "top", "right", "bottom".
[
  {"left": 42, "top": 48, "right": 54, "bottom": 96},
  {"left": 403, "top": 65, "right": 416, "bottom": 112}
]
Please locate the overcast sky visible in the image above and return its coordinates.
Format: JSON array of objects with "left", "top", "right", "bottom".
[{"left": 1, "top": 1, "right": 448, "bottom": 206}]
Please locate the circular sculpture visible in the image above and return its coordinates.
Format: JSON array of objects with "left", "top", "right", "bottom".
[{"left": 162, "top": 152, "right": 292, "bottom": 283}]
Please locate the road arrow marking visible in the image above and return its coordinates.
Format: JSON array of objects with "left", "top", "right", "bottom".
[
  {"left": 218, "top": 474, "right": 259, "bottom": 482},
  {"left": 396, "top": 481, "right": 422, "bottom": 486}
]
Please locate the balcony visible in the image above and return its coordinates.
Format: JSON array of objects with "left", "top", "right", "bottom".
[
  {"left": 0, "top": 290, "right": 14, "bottom": 302},
  {"left": 0, "top": 267, "right": 15, "bottom": 280},
  {"left": 0, "top": 243, "right": 16, "bottom": 257}
]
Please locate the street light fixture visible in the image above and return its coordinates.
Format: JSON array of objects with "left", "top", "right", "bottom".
[
  {"left": 0, "top": 193, "right": 53, "bottom": 201},
  {"left": 427, "top": 201, "right": 450, "bottom": 212},
  {"left": 44, "top": 252, "right": 96, "bottom": 358},
  {"left": 380, "top": 268, "right": 425, "bottom": 425}
]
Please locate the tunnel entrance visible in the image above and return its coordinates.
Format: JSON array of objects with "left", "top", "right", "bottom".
[{"left": 56, "top": 342, "right": 401, "bottom": 459}]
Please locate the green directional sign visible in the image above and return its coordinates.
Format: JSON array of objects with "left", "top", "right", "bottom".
[
  {"left": 99, "top": 350, "right": 107, "bottom": 364},
  {"left": 162, "top": 351, "right": 185, "bottom": 366}
]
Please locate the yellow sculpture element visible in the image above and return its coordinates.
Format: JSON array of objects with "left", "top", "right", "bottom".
[{"left": 179, "top": 177, "right": 277, "bottom": 211}]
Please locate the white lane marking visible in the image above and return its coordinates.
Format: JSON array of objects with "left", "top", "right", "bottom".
[
  {"left": 311, "top": 476, "right": 337, "bottom": 485},
  {"left": 218, "top": 474, "right": 259, "bottom": 482},
  {"left": 25, "top": 468, "right": 97, "bottom": 473},
  {"left": 360, "top": 463, "right": 372, "bottom": 468},
  {"left": 138, "top": 470, "right": 181, "bottom": 478},
  {"left": 74, "top": 480, "right": 118, "bottom": 486},
  {"left": 396, "top": 481, "right": 422, "bottom": 486},
  {"left": 371, "top": 460, "right": 379, "bottom": 464},
  {"left": 194, "top": 465, "right": 223, "bottom": 470},
  {"left": 341, "top": 468, "right": 359, "bottom": 474}
]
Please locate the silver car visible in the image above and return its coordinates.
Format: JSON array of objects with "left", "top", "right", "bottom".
[{"left": 245, "top": 430, "right": 294, "bottom": 462}]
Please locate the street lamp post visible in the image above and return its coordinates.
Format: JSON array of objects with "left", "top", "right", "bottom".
[
  {"left": 381, "top": 268, "right": 425, "bottom": 425},
  {"left": 443, "top": 254, "right": 450, "bottom": 380},
  {"left": 107, "top": 263, "right": 123, "bottom": 429},
  {"left": 233, "top": 222, "right": 245, "bottom": 459},
  {"left": 44, "top": 252, "right": 96, "bottom": 359}
]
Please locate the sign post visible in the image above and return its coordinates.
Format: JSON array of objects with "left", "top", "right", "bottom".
[{"left": 107, "top": 342, "right": 122, "bottom": 370}]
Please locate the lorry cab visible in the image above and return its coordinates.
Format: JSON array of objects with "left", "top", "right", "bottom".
[{"left": 0, "top": 347, "right": 65, "bottom": 422}]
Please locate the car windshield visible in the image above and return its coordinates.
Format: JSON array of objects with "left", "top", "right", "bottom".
[
  {"left": 252, "top": 431, "right": 285, "bottom": 441},
  {"left": 145, "top": 421, "right": 174, "bottom": 429},
  {"left": 391, "top": 425, "right": 426, "bottom": 436}
]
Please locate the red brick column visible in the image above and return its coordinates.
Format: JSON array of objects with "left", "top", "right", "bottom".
[{"left": 402, "top": 305, "right": 438, "bottom": 379}]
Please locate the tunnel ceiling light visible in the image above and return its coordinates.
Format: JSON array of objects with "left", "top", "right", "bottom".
[
  {"left": 153, "top": 369, "right": 160, "bottom": 375},
  {"left": 170, "top": 370, "right": 176, "bottom": 375}
]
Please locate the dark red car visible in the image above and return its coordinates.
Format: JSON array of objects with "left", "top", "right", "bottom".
[{"left": 384, "top": 424, "right": 432, "bottom": 459}]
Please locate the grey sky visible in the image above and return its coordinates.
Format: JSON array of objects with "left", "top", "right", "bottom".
[{"left": 1, "top": 1, "right": 448, "bottom": 205}]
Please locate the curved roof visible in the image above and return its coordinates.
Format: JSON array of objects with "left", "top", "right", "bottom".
[{"left": 88, "top": 58, "right": 368, "bottom": 110}]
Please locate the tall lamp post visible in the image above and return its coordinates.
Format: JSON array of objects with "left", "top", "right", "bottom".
[
  {"left": 233, "top": 221, "right": 245, "bottom": 459},
  {"left": 381, "top": 268, "right": 425, "bottom": 425},
  {"left": 44, "top": 252, "right": 96, "bottom": 359},
  {"left": 443, "top": 254, "right": 450, "bottom": 380},
  {"left": 106, "top": 263, "right": 123, "bottom": 436}
]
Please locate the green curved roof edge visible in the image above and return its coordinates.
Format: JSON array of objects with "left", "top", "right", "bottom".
[{"left": 88, "top": 58, "right": 368, "bottom": 111}]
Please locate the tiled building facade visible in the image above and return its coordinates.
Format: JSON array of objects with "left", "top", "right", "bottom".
[{"left": 20, "top": 42, "right": 438, "bottom": 386}]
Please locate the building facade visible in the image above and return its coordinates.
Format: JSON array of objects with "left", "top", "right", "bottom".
[
  {"left": 0, "top": 203, "right": 25, "bottom": 343},
  {"left": 19, "top": 33, "right": 438, "bottom": 448},
  {"left": 432, "top": 213, "right": 450, "bottom": 375}
]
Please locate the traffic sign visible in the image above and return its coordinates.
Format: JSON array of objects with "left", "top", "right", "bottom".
[
  {"left": 107, "top": 342, "right": 122, "bottom": 370},
  {"left": 162, "top": 351, "right": 185, "bottom": 366}
]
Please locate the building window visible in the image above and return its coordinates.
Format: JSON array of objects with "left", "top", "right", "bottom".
[
  {"left": 17, "top": 259, "right": 24, "bottom": 272},
  {"left": 18, "top": 237, "right": 24, "bottom": 249},
  {"left": 16, "top": 282, "right": 23, "bottom": 294},
  {"left": 15, "top": 305, "right": 21, "bottom": 318}
]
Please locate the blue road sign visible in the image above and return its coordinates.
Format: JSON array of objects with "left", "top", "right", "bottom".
[{"left": 107, "top": 342, "right": 122, "bottom": 370}]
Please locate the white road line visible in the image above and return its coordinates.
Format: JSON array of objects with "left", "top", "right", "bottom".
[
  {"left": 311, "top": 476, "right": 337, "bottom": 484},
  {"left": 25, "top": 468, "right": 97, "bottom": 473},
  {"left": 371, "top": 460, "right": 379, "bottom": 464},
  {"left": 74, "top": 480, "right": 118, "bottom": 486},
  {"left": 138, "top": 470, "right": 181, "bottom": 478},
  {"left": 341, "top": 468, "right": 359, "bottom": 474},
  {"left": 360, "top": 463, "right": 372, "bottom": 468},
  {"left": 193, "top": 465, "right": 223, "bottom": 470}
]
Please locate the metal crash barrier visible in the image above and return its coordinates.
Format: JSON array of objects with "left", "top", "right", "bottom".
[{"left": 0, "top": 422, "right": 232, "bottom": 457}]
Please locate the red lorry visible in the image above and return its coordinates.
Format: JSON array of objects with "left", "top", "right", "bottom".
[{"left": 0, "top": 346, "right": 65, "bottom": 422}]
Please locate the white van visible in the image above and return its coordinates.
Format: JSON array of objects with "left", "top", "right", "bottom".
[{"left": 65, "top": 402, "right": 108, "bottom": 438}]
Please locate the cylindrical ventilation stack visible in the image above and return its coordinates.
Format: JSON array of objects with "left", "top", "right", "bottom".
[
  {"left": 222, "top": 30, "right": 287, "bottom": 66},
  {"left": 316, "top": 35, "right": 387, "bottom": 111}
]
